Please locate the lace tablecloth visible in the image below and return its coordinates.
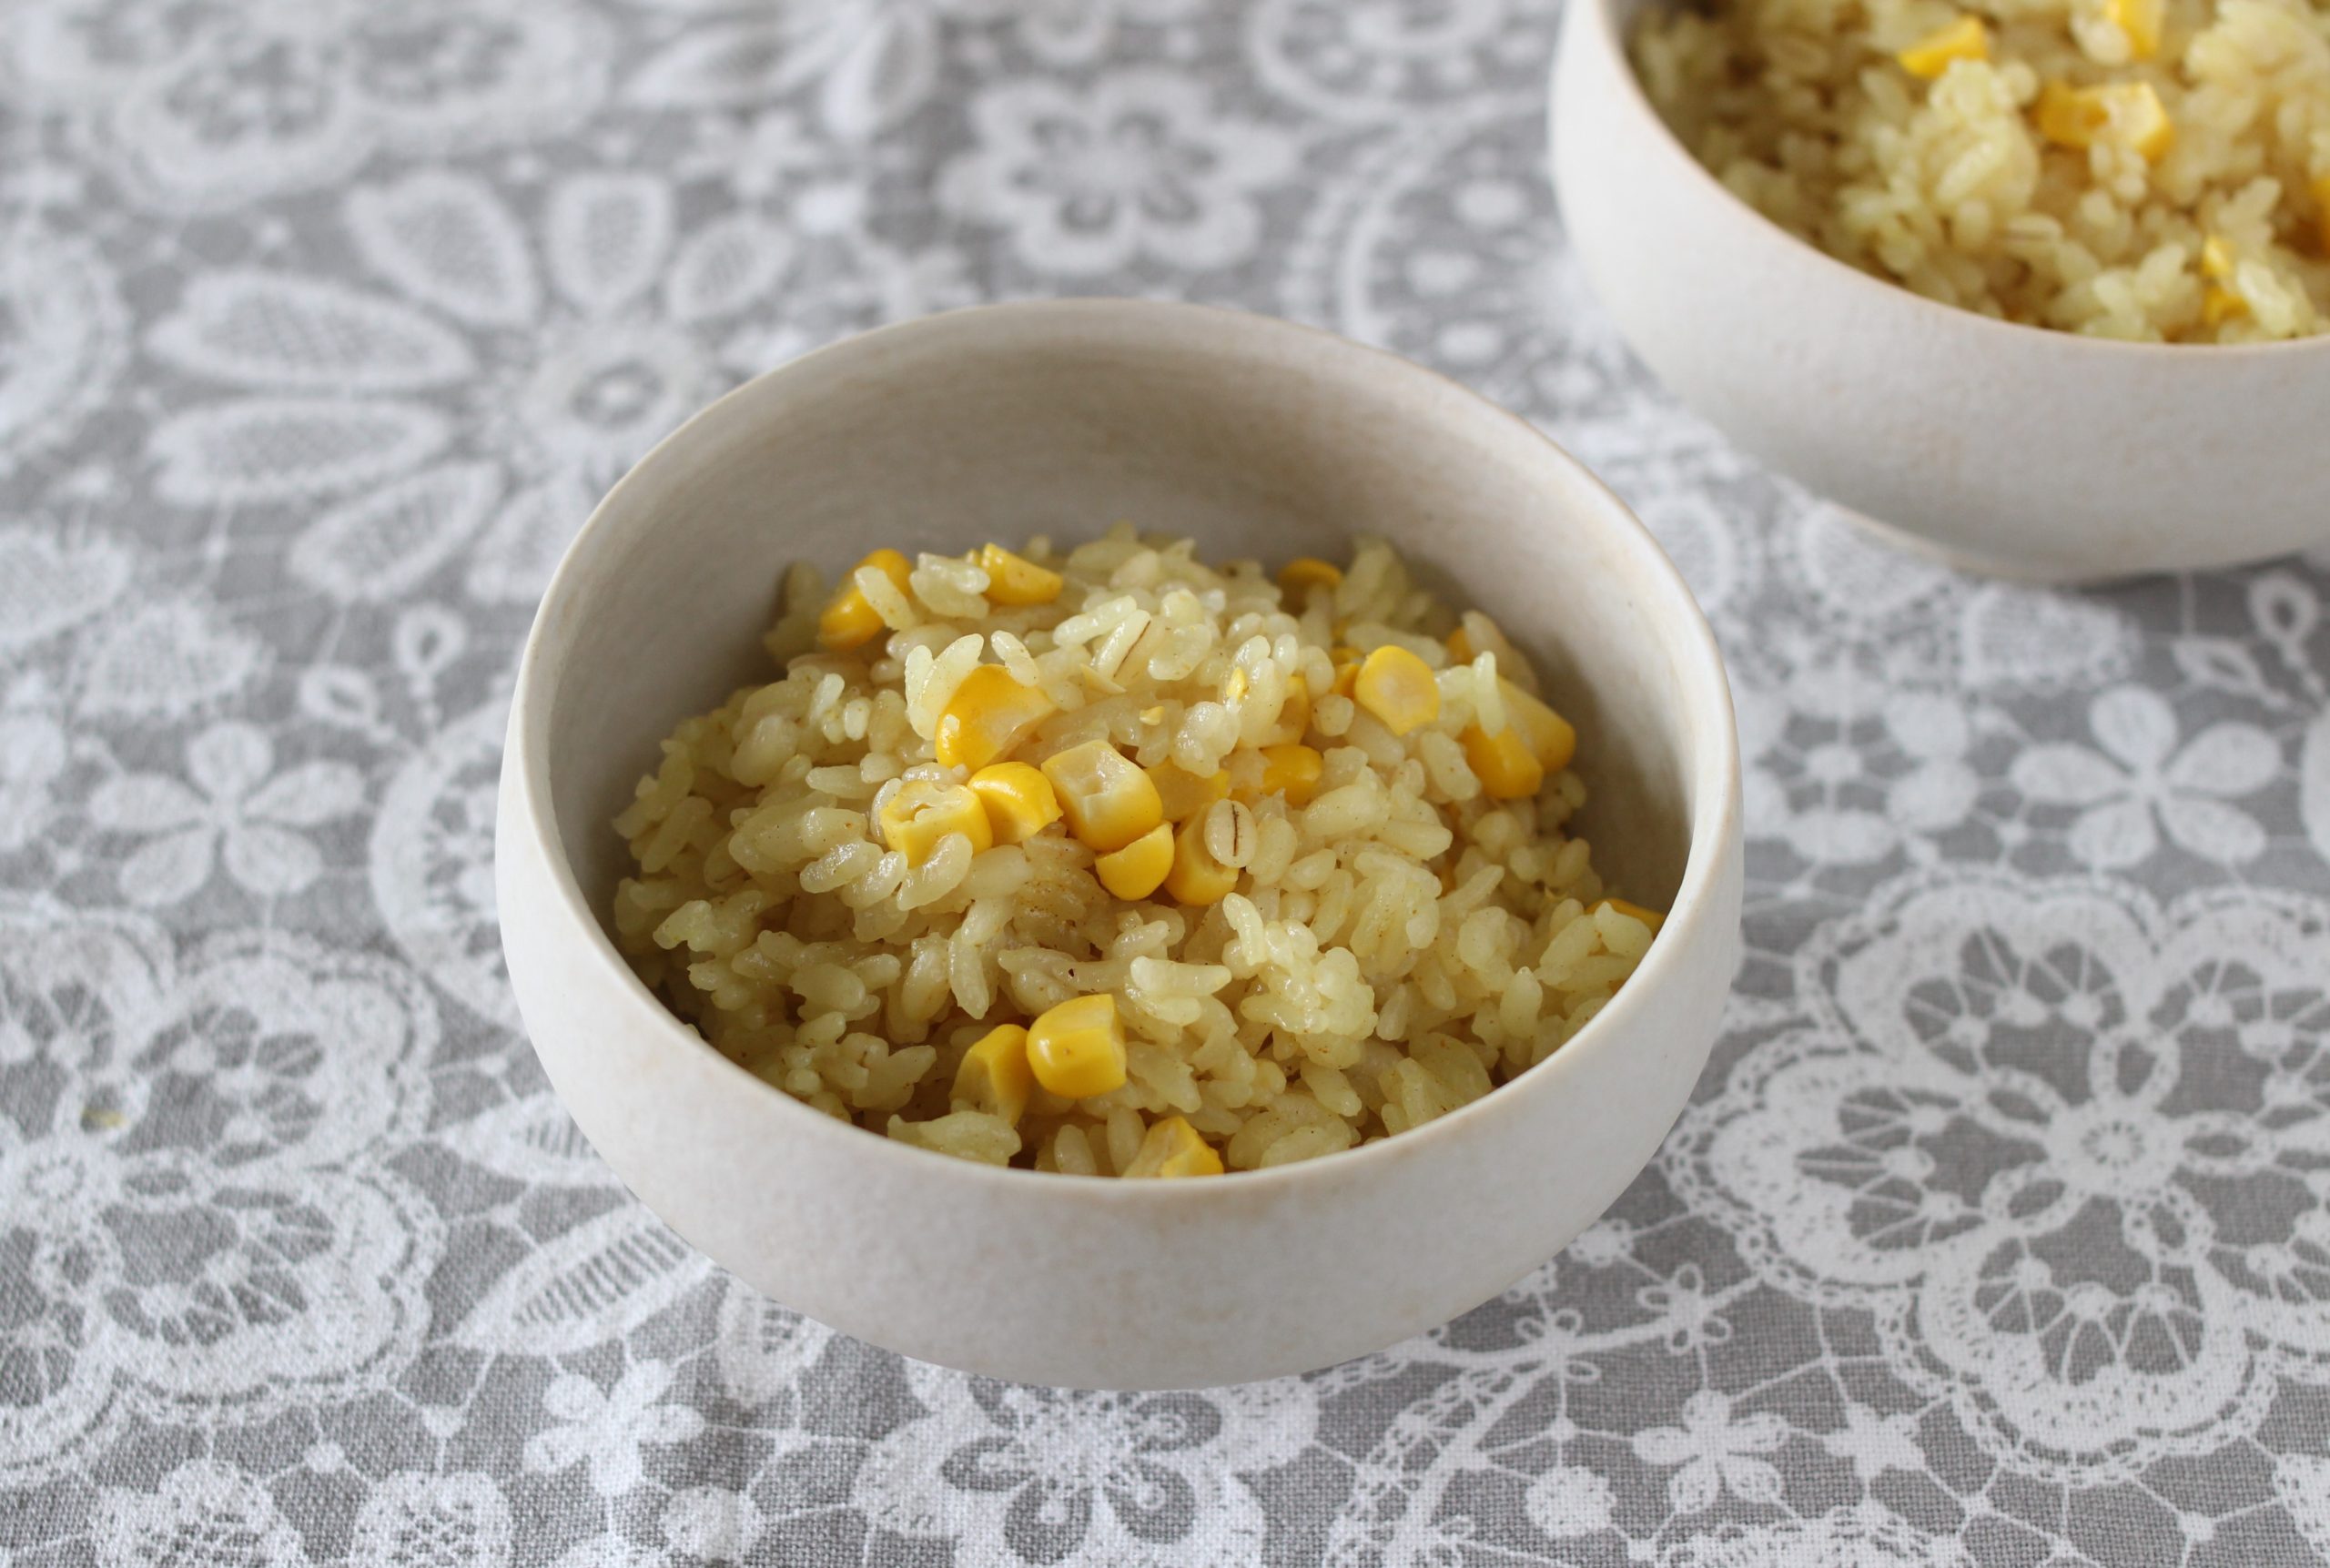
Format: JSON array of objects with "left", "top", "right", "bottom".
[{"left": 7, "top": 2, "right": 2330, "bottom": 1563}]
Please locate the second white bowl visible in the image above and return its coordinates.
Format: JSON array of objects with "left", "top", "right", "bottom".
[{"left": 1551, "top": 0, "right": 2330, "bottom": 582}]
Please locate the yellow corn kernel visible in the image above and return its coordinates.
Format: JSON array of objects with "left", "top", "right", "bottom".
[
  {"left": 2201, "top": 235, "right": 2235, "bottom": 280},
  {"left": 935, "top": 664, "right": 1057, "bottom": 772},
  {"left": 1122, "top": 1115, "right": 1225, "bottom": 1179},
  {"left": 953, "top": 1024, "right": 1034, "bottom": 1125},
  {"left": 1332, "top": 654, "right": 1362, "bottom": 698},
  {"left": 1502, "top": 680, "right": 1577, "bottom": 773},
  {"left": 2203, "top": 285, "right": 2249, "bottom": 328},
  {"left": 1040, "top": 739, "right": 1164, "bottom": 853},
  {"left": 1254, "top": 743, "right": 1324, "bottom": 807},
  {"left": 1026, "top": 994, "right": 1127, "bottom": 1099},
  {"left": 2038, "top": 80, "right": 2172, "bottom": 162},
  {"left": 877, "top": 780, "right": 994, "bottom": 865},
  {"left": 1353, "top": 645, "right": 1441, "bottom": 736},
  {"left": 816, "top": 548, "right": 912, "bottom": 651},
  {"left": 1897, "top": 15, "right": 1988, "bottom": 79},
  {"left": 1148, "top": 760, "right": 1230, "bottom": 822},
  {"left": 967, "top": 762, "right": 1062, "bottom": 845},
  {"left": 1276, "top": 558, "right": 1343, "bottom": 600},
  {"left": 2314, "top": 176, "right": 2330, "bottom": 255},
  {"left": 1462, "top": 723, "right": 1545, "bottom": 800},
  {"left": 978, "top": 543, "right": 1063, "bottom": 605},
  {"left": 2107, "top": 0, "right": 2162, "bottom": 57},
  {"left": 1095, "top": 821, "right": 1174, "bottom": 899},
  {"left": 1596, "top": 897, "right": 1666, "bottom": 935},
  {"left": 1445, "top": 627, "right": 1475, "bottom": 663},
  {"left": 1165, "top": 814, "right": 1238, "bottom": 905}
]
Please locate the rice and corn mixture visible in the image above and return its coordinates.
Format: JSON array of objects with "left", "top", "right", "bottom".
[
  {"left": 1632, "top": 0, "right": 2330, "bottom": 340},
  {"left": 611, "top": 529, "right": 1662, "bottom": 1178}
]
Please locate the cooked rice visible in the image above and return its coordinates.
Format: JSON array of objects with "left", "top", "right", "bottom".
[
  {"left": 611, "top": 529, "right": 1654, "bottom": 1175},
  {"left": 1632, "top": 0, "right": 2330, "bottom": 340}
]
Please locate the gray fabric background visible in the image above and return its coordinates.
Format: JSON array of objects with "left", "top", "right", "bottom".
[{"left": 4, "top": 1, "right": 2329, "bottom": 1563}]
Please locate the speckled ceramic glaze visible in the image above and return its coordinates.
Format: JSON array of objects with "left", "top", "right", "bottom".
[
  {"left": 496, "top": 300, "right": 1743, "bottom": 1390},
  {"left": 1552, "top": 0, "right": 2330, "bottom": 582}
]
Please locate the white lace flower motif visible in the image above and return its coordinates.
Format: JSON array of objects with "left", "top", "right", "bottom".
[
  {"left": 2011, "top": 688, "right": 2278, "bottom": 868},
  {"left": 1824, "top": 1402, "right": 1925, "bottom": 1484},
  {"left": 0, "top": 904, "right": 436, "bottom": 1478},
  {"left": 0, "top": 708, "right": 69, "bottom": 855},
  {"left": 1738, "top": 668, "right": 1980, "bottom": 865},
  {"left": 146, "top": 168, "right": 786, "bottom": 605},
  {"left": 0, "top": 228, "right": 127, "bottom": 478},
  {"left": 5, "top": 0, "right": 609, "bottom": 211},
  {"left": 663, "top": 1486, "right": 762, "bottom": 1560},
  {"left": 625, "top": 0, "right": 1202, "bottom": 135},
  {"left": 942, "top": 70, "right": 1298, "bottom": 277},
  {"left": 89, "top": 723, "right": 363, "bottom": 905},
  {"left": 523, "top": 1361, "right": 704, "bottom": 1497},
  {"left": 1630, "top": 1391, "right": 1788, "bottom": 1514},
  {"left": 1666, "top": 1502, "right": 1976, "bottom": 1568},
  {"left": 1523, "top": 1464, "right": 1616, "bottom": 1538},
  {"left": 1675, "top": 874, "right": 2330, "bottom": 1483},
  {"left": 856, "top": 1361, "right": 1316, "bottom": 1567},
  {"left": 94, "top": 1460, "right": 305, "bottom": 1568}
]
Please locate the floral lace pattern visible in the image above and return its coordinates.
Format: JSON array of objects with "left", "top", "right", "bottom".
[{"left": 5, "top": 0, "right": 2329, "bottom": 1561}]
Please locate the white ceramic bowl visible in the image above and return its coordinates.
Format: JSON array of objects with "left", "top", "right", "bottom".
[
  {"left": 1551, "top": 0, "right": 2330, "bottom": 582},
  {"left": 496, "top": 300, "right": 1743, "bottom": 1390}
]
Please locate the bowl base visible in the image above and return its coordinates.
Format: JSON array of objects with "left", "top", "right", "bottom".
[{"left": 1827, "top": 505, "right": 2122, "bottom": 586}]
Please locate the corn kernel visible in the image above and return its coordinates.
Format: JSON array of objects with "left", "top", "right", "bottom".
[
  {"left": 1252, "top": 743, "right": 1324, "bottom": 806},
  {"left": 1462, "top": 723, "right": 1545, "bottom": 800},
  {"left": 1332, "top": 656, "right": 1362, "bottom": 698},
  {"left": 2201, "top": 235, "right": 2235, "bottom": 280},
  {"left": 1148, "top": 760, "right": 1230, "bottom": 822},
  {"left": 978, "top": 543, "right": 1063, "bottom": 605},
  {"left": 1122, "top": 1115, "right": 1225, "bottom": 1179},
  {"left": 816, "top": 548, "right": 912, "bottom": 651},
  {"left": 2038, "top": 80, "right": 2173, "bottom": 162},
  {"left": 1502, "top": 680, "right": 1577, "bottom": 773},
  {"left": 878, "top": 780, "right": 994, "bottom": 865},
  {"left": 1040, "top": 739, "right": 1164, "bottom": 853},
  {"left": 1445, "top": 627, "right": 1475, "bottom": 663},
  {"left": 1276, "top": 558, "right": 1343, "bottom": 600},
  {"left": 1165, "top": 814, "right": 1239, "bottom": 905},
  {"left": 1095, "top": 821, "right": 1174, "bottom": 899},
  {"left": 1353, "top": 645, "right": 1441, "bottom": 735},
  {"left": 2106, "top": 0, "right": 2161, "bottom": 57},
  {"left": 953, "top": 1024, "right": 1034, "bottom": 1125},
  {"left": 1026, "top": 993, "right": 1127, "bottom": 1099},
  {"left": 2203, "top": 285, "right": 2249, "bottom": 328},
  {"left": 1596, "top": 897, "right": 1666, "bottom": 934},
  {"left": 935, "top": 664, "right": 1057, "bottom": 771},
  {"left": 1897, "top": 15, "right": 1988, "bottom": 79},
  {"left": 967, "top": 762, "right": 1062, "bottom": 845}
]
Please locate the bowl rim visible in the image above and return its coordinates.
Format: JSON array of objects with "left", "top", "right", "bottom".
[
  {"left": 503, "top": 296, "right": 1743, "bottom": 1204},
  {"left": 1564, "top": 0, "right": 2330, "bottom": 361}
]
